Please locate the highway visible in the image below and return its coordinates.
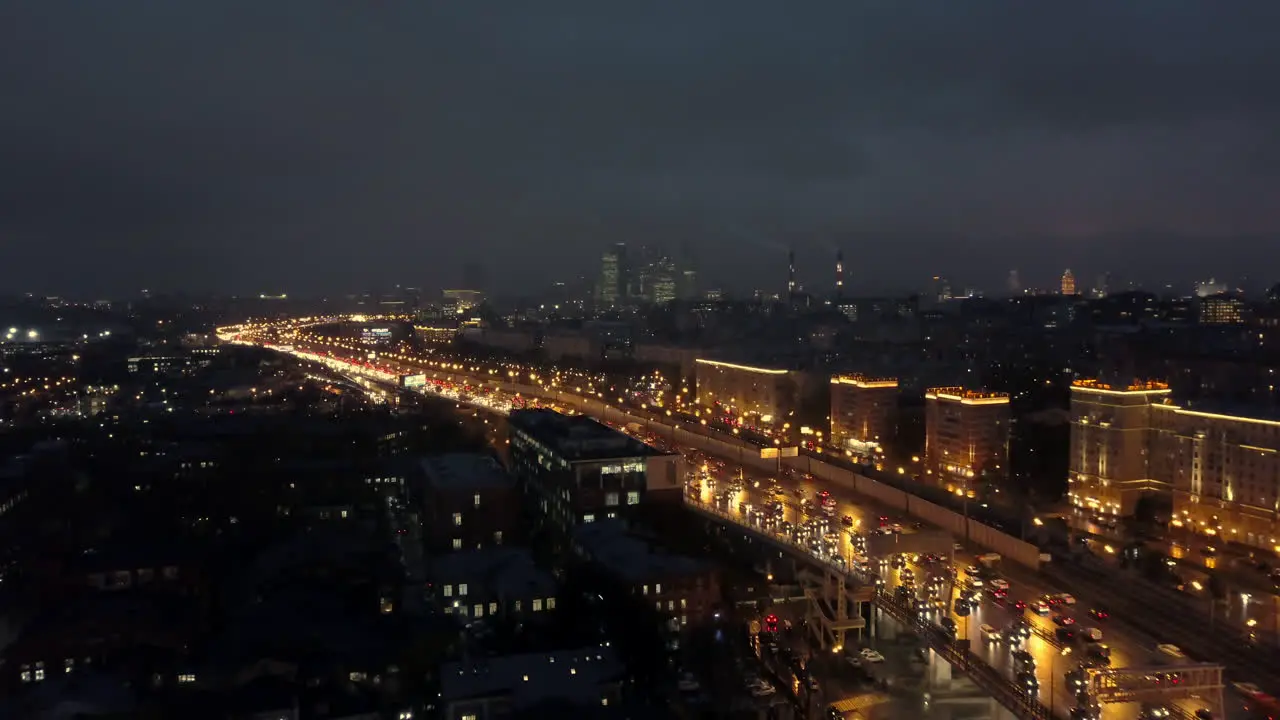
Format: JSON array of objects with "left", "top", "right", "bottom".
[
  {"left": 225, "top": 322, "right": 1266, "bottom": 719},
  {"left": 672, "top": 444, "right": 1229, "bottom": 720}
]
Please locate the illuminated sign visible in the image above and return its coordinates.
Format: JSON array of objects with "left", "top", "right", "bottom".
[
  {"left": 361, "top": 327, "right": 394, "bottom": 343},
  {"left": 402, "top": 374, "right": 427, "bottom": 388}
]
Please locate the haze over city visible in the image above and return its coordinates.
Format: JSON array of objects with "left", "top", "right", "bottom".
[{"left": 3, "top": 1, "right": 1279, "bottom": 297}]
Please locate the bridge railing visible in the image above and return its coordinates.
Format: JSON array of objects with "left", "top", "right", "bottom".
[
  {"left": 687, "top": 494, "right": 1053, "bottom": 720},
  {"left": 873, "top": 591, "right": 1054, "bottom": 720}
]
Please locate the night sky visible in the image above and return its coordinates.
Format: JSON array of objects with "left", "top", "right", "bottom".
[{"left": 2, "top": 2, "right": 1278, "bottom": 298}]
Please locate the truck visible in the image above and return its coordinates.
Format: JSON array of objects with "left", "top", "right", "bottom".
[{"left": 977, "top": 553, "right": 1002, "bottom": 569}]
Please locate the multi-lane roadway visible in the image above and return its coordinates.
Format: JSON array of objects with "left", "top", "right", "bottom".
[
  {"left": 233, "top": 327, "right": 1267, "bottom": 719},
  {"left": 668, "top": 440, "right": 1244, "bottom": 720}
]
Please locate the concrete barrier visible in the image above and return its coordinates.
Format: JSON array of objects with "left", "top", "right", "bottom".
[{"left": 427, "top": 369, "right": 1042, "bottom": 570}]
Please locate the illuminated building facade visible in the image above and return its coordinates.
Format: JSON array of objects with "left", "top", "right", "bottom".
[
  {"left": 1151, "top": 403, "right": 1280, "bottom": 551},
  {"left": 695, "top": 359, "right": 799, "bottom": 427},
  {"left": 1068, "top": 380, "right": 1172, "bottom": 516},
  {"left": 830, "top": 375, "right": 898, "bottom": 456},
  {"left": 924, "top": 388, "right": 1010, "bottom": 489},
  {"left": 1070, "top": 379, "right": 1280, "bottom": 552},
  {"left": 1198, "top": 293, "right": 1244, "bottom": 325},
  {"left": 1060, "top": 269, "right": 1076, "bottom": 296}
]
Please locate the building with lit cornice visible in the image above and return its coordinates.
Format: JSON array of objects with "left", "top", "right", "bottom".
[
  {"left": 1151, "top": 402, "right": 1280, "bottom": 551},
  {"left": 1070, "top": 379, "right": 1280, "bottom": 552},
  {"left": 830, "top": 375, "right": 898, "bottom": 457},
  {"left": 1068, "top": 379, "right": 1172, "bottom": 516},
  {"left": 924, "top": 388, "right": 1010, "bottom": 492},
  {"left": 694, "top": 358, "right": 801, "bottom": 428}
]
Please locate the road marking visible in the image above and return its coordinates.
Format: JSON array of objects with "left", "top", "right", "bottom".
[{"left": 828, "top": 692, "right": 890, "bottom": 713}]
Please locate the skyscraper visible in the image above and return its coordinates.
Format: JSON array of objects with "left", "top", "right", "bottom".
[
  {"left": 1007, "top": 269, "right": 1020, "bottom": 294},
  {"left": 787, "top": 249, "right": 796, "bottom": 298},
  {"left": 598, "top": 246, "right": 623, "bottom": 307},
  {"left": 1060, "top": 269, "right": 1076, "bottom": 296},
  {"left": 835, "top": 250, "right": 844, "bottom": 298}
]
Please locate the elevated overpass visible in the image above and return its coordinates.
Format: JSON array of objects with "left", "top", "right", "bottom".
[{"left": 684, "top": 498, "right": 1055, "bottom": 720}]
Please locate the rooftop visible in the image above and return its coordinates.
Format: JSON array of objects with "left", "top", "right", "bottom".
[
  {"left": 430, "top": 547, "right": 557, "bottom": 600},
  {"left": 572, "top": 519, "right": 708, "bottom": 583},
  {"left": 831, "top": 374, "right": 898, "bottom": 389},
  {"left": 439, "top": 647, "right": 623, "bottom": 707},
  {"left": 1071, "top": 378, "right": 1171, "bottom": 394},
  {"left": 508, "top": 409, "right": 665, "bottom": 462},
  {"left": 925, "top": 387, "right": 1009, "bottom": 405},
  {"left": 421, "top": 453, "right": 514, "bottom": 491}
]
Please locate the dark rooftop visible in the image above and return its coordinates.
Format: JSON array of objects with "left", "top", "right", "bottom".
[
  {"left": 508, "top": 409, "right": 666, "bottom": 462},
  {"left": 421, "top": 453, "right": 513, "bottom": 491},
  {"left": 439, "top": 647, "right": 622, "bottom": 709},
  {"left": 572, "top": 519, "right": 709, "bottom": 583}
]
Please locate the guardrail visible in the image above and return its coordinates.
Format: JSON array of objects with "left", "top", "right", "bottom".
[
  {"left": 873, "top": 591, "right": 1054, "bottom": 720},
  {"left": 688, "top": 495, "right": 1053, "bottom": 720}
]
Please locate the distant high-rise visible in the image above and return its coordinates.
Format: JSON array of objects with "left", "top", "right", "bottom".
[
  {"left": 1060, "top": 269, "right": 1076, "bottom": 296},
  {"left": 835, "top": 250, "right": 845, "bottom": 297},
  {"left": 787, "top": 249, "right": 797, "bottom": 298},
  {"left": 598, "top": 244, "right": 627, "bottom": 307},
  {"left": 931, "top": 276, "right": 952, "bottom": 303},
  {"left": 1007, "top": 270, "right": 1020, "bottom": 294}
]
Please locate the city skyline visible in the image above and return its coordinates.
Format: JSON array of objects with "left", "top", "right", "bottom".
[{"left": 2, "top": 2, "right": 1279, "bottom": 297}]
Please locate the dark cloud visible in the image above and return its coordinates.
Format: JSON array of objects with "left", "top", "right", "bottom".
[{"left": 1, "top": 1, "right": 1277, "bottom": 297}]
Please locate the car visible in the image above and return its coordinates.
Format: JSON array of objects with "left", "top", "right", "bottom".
[
  {"left": 1057, "top": 593, "right": 1077, "bottom": 605},
  {"left": 990, "top": 578, "right": 1010, "bottom": 590},
  {"left": 841, "top": 515, "right": 854, "bottom": 526},
  {"left": 940, "top": 617, "right": 958, "bottom": 635},
  {"left": 980, "top": 623, "right": 1002, "bottom": 642},
  {"left": 1014, "top": 600, "right": 1028, "bottom": 611},
  {"left": 965, "top": 565, "right": 981, "bottom": 576},
  {"left": 1139, "top": 706, "right": 1171, "bottom": 719},
  {"left": 859, "top": 647, "right": 886, "bottom": 663},
  {"left": 1052, "top": 614, "right": 1076, "bottom": 626},
  {"left": 1016, "top": 670, "right": 1039, "bottom": 694},
  {"left": 1156, "top": 644, "right": 1187, "bottom": 660},
  {"left": 1031, "top": 601, "right": 1051, "bottom": 615},
  {"left": 1089, "top": 606, "right": 1110, "bottom": 621},
  {"left": 1233, "top": 682, "right": 1264, "bottom": 698},
  {"left": 749, "top": 681, "right": 776, "bottom": 697}
]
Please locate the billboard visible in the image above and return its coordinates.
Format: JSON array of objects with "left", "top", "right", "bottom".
[
  {"left": 361, "top": 326, "right": 394, "bottom": 343},
  {"left": 402, "top": 374, "right": 427, "bottom": 388}
]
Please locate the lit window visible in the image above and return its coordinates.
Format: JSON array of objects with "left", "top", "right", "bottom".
[
  {"left": 493, "top": 530, "right": 503, "bottom": 544},
  {"left": 340, "top": 510, "right": 348, "bottom": 519},
  {"left": 474, "top": 604, "right": 484, "bottom": 618},
  {"left": 473, "top": 493, "right": 481, "bottom": 508},
  {"left": 489, "top": 602, "right": 497, "bottom": 614},
  {"left": 547, "top": 597, "right": 556, "bottom": 610},
  {"left": 458, "top": 583, "right": 468, "bottom": 595},
  {"left": 443, "top": 584, "right": 453, "bottom": 597},
  {"left": 19, "top": 671, "right": 30, "bottom": 683},
  {"left": 643, "top": 584, "right": 649, "bottom": 595},
  {"left": 514, "top": 600, "right": 522, "bottom": 611},
  {"left": 667, "top": 600, "right": 674, "bottom": 611},
  {"left": 627, "top": 491, "right": 640, "bottom": 505},
  {"left": 605, "top": 492, "right": 619, "bottom": 506},
  {"left": 452, "top": 538, "right": 462, "bottom": 550},
  {"left": 584, "top": 513, "right": 595, "bottom": 523},
  {"left": 464, "top": 715, "right": 478, "bottom": 720},
  {"left": 178, "top": 673, "right": 195, "bottom": 683},
  {"left": 655, "top": 583, "right": 662, "bottom": 594},
  {"left": 452, "top": 512, "right": 462, "bottom": 526},
  {"left": 680, "top": 598, "right": 687, "bottom": 609},
  {"left": 533, "top": 598, "right": 543, "bottom": 612}
]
